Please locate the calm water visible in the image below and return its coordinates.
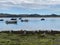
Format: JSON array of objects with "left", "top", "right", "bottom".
[{"left": 0, "top": 18, "right": 60, "bottom": 31}]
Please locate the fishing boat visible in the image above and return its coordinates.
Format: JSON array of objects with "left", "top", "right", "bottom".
[{"left": 6, "top": 20, "right": 17, "bottom": 24}]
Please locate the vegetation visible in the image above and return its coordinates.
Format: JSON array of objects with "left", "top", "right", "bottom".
[{"left": 0, "top": 30, "right": 60, "bottom": 45}]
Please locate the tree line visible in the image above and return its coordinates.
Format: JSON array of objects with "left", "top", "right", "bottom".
[{"left": 0, "top": 13, "right": 60, "bottom": 17}]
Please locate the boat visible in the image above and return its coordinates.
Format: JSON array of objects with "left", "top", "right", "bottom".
[
  {"left": 41, "top": 18, "right": 45, "bottom": 21},
  {"left": 21, "top": 19, "right": 28, "bottom": 22},
  {"left": 0, "top": 19, "right": 4, "bottom": 21},
  {"left": 11, "top": 18, "right": 17, "bottom": 20},
  {"left": 19, "top": 17, "right": 22, "bottom": 20},
  {"left": 6, "top": 20, "right": 17, "bottom": 24}
]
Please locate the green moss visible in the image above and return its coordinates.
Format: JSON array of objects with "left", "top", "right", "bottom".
[{"left": 0, "top": 33, "right": 59, "bottom": 45}]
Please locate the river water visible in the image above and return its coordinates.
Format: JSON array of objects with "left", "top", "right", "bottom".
[{"left": 0, "top": 18, "right": 60, "bottom": 31}]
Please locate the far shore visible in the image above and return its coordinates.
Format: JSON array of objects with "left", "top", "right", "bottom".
[{"left": 0, "top": 14, "right": 60, "bottom": 18}]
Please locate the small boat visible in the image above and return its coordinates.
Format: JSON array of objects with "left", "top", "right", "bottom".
[
  {"left": 21, "top": 19, "right": 28, "bottom": 22},
  {"left": 19, "top": 17, "right": 22, "bottom": 20},
  {"left": 11, "top": 18, "right": 17, "bottom": 20},
  {"left": 0, "top": 19, "right": 4, "bottom": 21},
  {"left": 6, "top": 20, "right": 17, "bottom": 24},
  {"left": 41, "top": 18, "right": 45, "bottom": 21}
]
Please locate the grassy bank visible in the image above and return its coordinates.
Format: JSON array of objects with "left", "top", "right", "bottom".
[{"left": 0, "top": 31, "right": 60, "bottom": 45}]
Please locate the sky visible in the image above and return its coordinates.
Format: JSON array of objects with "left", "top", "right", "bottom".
[{"left": 0, "top": 0, "right": 60, "bottom": 15}]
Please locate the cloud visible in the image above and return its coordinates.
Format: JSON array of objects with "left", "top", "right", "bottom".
[{"left": 0, "top": 0, "right": 60, "bottom": 10}]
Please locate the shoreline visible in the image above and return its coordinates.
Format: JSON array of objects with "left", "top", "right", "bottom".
[{"left": 0, "top": 30, "right": 60, "bottom": 34}]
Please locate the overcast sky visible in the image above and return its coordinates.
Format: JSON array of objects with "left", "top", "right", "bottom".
[{"left": 0, "top": 0, "right": 60, "bottom": 15}]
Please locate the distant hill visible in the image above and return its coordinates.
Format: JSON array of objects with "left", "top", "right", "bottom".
[{"left": 0, "top": 13, "right": 60, "bottom": 18}]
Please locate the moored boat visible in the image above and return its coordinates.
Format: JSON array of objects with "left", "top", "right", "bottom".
[
  {"left": 19, "top": 17, "right": 22, "bottom": 20},
  {"left": 6, "top": 20, "right": 17, "bottom": 24},
  {"left": 11, "top": 18, "right": 17, "bottom": 20},
  {"left": 0, "top": 19, "right": 4, "bottom": 21},
  {"left": 21, "top": 19, "right": 29, "bottom": 22},
  {"left": 41, "top": 18, "right": 45, "bottom": 21}
]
